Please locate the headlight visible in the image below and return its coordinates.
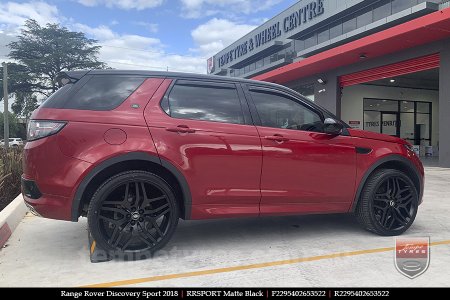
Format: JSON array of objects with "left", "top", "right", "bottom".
[{"left": 27, "top": 120, "right": 67, "bottom": 141}]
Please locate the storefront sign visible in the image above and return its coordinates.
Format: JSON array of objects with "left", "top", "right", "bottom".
[
  {"left": 348, "top": 120, "right": 361, "bottom": 129},
  {"left": 217, "top": 0, "right": 325, "bottom": 68},
  {"left": 365, "top": 121, "right": 398, "bottom": 128}
]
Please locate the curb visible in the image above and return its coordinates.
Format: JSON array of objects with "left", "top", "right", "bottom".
[{"left": 0, "top": 194, "right": 28, "bottom": 248}]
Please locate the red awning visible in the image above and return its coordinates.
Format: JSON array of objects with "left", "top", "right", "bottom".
[{"left": 252, "top": 7, "right": 450, "bottom": 84}]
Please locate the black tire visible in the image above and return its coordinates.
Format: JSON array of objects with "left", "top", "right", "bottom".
[
  {"left": 87, "top": 171, "right": 179, "bottom": 258},
  {"left": 355, "top": 169, "right": 419, "bottom": 236}
]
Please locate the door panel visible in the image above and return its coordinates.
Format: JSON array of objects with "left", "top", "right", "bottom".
[
  {"left": 258, "top": 127, "right": 356, "bottom": 215},
  {"left": 144, "top": 79, "right": 262, "bottom": 219},
  {"left": 246, "top": 87, "right": 357, "bottom": 215}
]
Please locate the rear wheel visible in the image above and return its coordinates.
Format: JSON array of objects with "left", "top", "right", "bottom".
[
  {"left": 355, "top": 169, "right": 419, "bottom": 236},
  {"left": 87, "top": 171, "right": 179, "bottom": 257}
]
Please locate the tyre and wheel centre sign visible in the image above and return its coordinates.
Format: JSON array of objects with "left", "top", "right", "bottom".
[{"left": 214, "top": 0, "right": 326, "bottom": 70}]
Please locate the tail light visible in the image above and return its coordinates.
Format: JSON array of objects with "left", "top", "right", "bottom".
[{"left": 27, "top": 120, "right": 67, "bottom": 141}]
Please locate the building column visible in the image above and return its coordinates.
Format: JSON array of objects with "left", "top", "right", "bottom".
[
  {"left": 313, "top": 75, "right": 341, "bottom": 117},
  {"left": 439, "top": 46, "right": 450, "bottom": 167}
]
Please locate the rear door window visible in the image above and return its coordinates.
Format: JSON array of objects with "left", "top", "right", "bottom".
[
  {"left": 65, "top": 76, "right": 145, "bottom": 111},
  {"left": 164, "top": 81, "right": 245, "bottom": 125}
]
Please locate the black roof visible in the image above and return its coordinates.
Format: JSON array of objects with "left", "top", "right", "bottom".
[
  {"left": 62, "top": 69, "right": 285, "bottom": 89},
  {"left": 59, "top": 69, "right": 343, "bottom": 124}
]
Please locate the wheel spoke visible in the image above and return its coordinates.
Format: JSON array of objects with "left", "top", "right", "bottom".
[
  {"left": 373, "top": 203, "right": 387, "bottom": 210},
  {"left": 398, "top": 193, "right": 413, "bottom": 203},
  {"left": 103, "top": 200, "right": 122, "bottom": 206},
  {"left": 138, "top": 225, "right": 157, "bottom": 245},
  {"left": 386, "top": 211, "right": 396, "bottom": 229},
  {"left": 394, "top": 207, "right": 409, "bottom": 226},
  {"left": 375, "top": 192, "right": 389, "bottom": 199},
  {"left": 142, "top": 195, "right": 167, "bottom": 208},
  {"left": 150, "top": 219, "right": 164, "bottom": 237},
  {"left": 386, "top": 178, "right": 392, "bottom": 197},
  {"left": 119, "top": 233, "right": 134, "bottom": 251},
  {"left": 379, "top": 208, "right": 390, "bottom": 227},
  {"left": 100, "top": 206, "right": 126, "bottom": 216},
  {"left": 398, "top": 187, "right": 411, "bottom": 195},
  {"left": 134, "top": 182, "right": 141, "bottom": 208},
  {"left": 109, "top": 224, "right": 130, "bottom": 247},
  {"left": 98, "top": 214, "right": 127, "bottom": 227},
  {"left": 146, "top": 203, "right": 170, "bottom": 219},
  {"left": 393, "top": 178, "right": 401, "bottom": 197},
  {"left": 121, "top": 183, "right": 131, "bottom": 208}
]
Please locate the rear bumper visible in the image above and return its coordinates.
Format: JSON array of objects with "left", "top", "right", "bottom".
[
  {"left": 21, "top": 176, "right": 73, "bottom": 220},
  {"left": 22, "top": 135, "right": 92, "bottom": 221},
  {"left": 23, "top": 193, "right": 73, "bottom": 221}
]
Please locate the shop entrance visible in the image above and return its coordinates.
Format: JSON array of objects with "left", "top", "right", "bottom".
[{"left": 340, "top": 54, "right": 439, "bottom": 157}]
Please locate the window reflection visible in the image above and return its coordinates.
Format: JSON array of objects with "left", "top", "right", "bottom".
[
  {"left": 168, "top": 84, "right": 245, "bottom": 125},
  {"left": 251, "top": 91, "right": 322, "bottom": 132}
]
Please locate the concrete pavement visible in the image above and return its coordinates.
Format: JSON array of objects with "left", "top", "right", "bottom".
[{"left": 0, "top": 166, "right": 449, "bottom": 287}]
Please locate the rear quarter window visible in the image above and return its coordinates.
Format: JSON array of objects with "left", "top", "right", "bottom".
[
  {"left": 41, "top": 84, "right": 74, "bottom": 108},
  {"left": 65, "top": 76, "right": 145, "bottom": 111}
]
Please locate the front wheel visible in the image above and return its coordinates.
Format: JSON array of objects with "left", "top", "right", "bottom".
[
  {"left": 355, "top": 169, "right": 419, "bottom": 236},
  {"left": 87, "top": 171, "right": 179, "bottom": 258}
]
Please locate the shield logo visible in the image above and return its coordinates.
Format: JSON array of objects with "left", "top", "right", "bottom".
[{"left": 395, "top": 237, "right": 430, "bottom": 279}]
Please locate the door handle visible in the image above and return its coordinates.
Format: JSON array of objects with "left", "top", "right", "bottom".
[
  {"left": 166, "top": 125, "right": 196, "bottom": 134},
  {"left": 264, "top": 135, "right": 289, "bottom": 142}
]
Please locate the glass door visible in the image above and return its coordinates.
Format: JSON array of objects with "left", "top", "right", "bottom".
[{"left": 381, "top": 112, "right": 400, "bottom": 137}]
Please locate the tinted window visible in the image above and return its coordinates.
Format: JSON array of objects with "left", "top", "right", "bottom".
[
  {"left": 65, "top": 76, "right": 145, "bottom": 111},
  {"left": 41, "top": 84, "right": 74, "bottom": 108},
  {"left": 357, "top": 10, "right": 373, "bottom": 28},
  {"left": 373, "top": 0, "right": 392, "bottom": 21},
  {"left": 167, "top": 83, "right": 245, "bottom": 125},
  {"left": 329, "top": 23, "right": 343, "bottom": 39},
  {"left": 318, "top": 29, "right": 329, "bottom": 44},
  {"left": 304, "top": 34, "right": 317, "bottom": 49},
  {"left": 343, "top": 17, "right": 357, "bottom": 34},
  {"left": 392, "top": 0, "right": 412, "bottom": 14},
  {"left": 251, "top": 90, "right": 323, "bottom": 132}
]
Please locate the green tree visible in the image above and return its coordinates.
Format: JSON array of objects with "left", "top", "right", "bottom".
[
  {"left": 0, "top": 63, "right": 35, "bottom": 96},
  {"left": 11, "top": 92, "right": 38, "bottom": 121},
  {"left": 0, "top": 112, "right": 26, "bottom": 140},
  {"left": 7, "top": 19, "right": 107, "bottom": 96}
]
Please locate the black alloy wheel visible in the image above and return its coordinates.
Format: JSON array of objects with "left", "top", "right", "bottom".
[
  {"left": 356, "top": 169, "right": 419, "bottom": 236},
  {"left": 372, "top": 176, "right": 416, "bottom": 231},
  {"left": 87, "top": 171, "right": 179, "bottom": 257}
]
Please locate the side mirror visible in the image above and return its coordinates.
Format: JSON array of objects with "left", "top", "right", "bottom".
[{"left": 323, "top": 118, "right": 343, "bottom": 135}]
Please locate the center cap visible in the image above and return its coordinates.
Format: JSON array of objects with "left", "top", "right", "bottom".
[
  {"left": 131, "top": 212, "right": 140, "bottom": 221},
  {"left": 389, "top": 200, "right": 395, "bottom": 207}
]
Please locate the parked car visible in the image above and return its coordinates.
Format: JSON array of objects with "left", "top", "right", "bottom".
[
  {"left": 1, "top": 138, "right": 24, "bottom": 148},
  {"left": 22, "top": 70, "right": 424, "bottom": 256}
]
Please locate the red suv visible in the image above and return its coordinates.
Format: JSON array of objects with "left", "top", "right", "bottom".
[{"left": 23, "top": 70, "right": 424, "bottom": 256}]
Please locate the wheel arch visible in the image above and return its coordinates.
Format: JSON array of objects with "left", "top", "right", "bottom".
[
  {"left": 350, "top": 154, "right": 423, "bottom": 212},
  {"left": 71, "top": 152, "right": 192, "bottom": 221}
]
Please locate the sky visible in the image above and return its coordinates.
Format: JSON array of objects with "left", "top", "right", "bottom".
[{"left": 0, "top": 0, "right": 296, "bottom": 74}]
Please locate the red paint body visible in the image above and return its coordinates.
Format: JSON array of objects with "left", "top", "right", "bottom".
[{"left": 23, "top": 76, "right": 424, "bottom": 221}]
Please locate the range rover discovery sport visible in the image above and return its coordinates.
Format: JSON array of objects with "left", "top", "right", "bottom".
[{"left": 22, "top": 70, "right": 424, "bottom": 256}]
